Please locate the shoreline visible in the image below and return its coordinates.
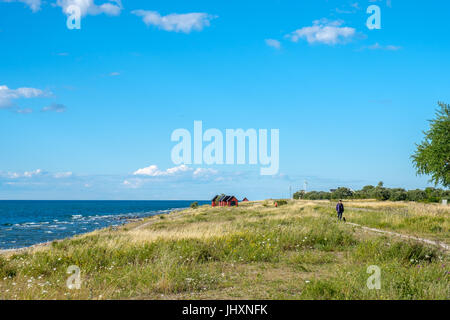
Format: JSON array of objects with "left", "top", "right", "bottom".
[
  {"left": 0, "top": 207, "right": 187, "bottom": 255},
  {"left": 0, "top": 200, "right": 448, "bottom": 300}
]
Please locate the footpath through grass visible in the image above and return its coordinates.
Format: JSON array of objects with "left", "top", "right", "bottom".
[{"left": 0, "top": 200, "right": 448, "bottom": 299}]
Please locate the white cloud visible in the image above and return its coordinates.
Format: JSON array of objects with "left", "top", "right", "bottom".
[
  {"left": 165, "top": 165, "right": 191, "bottom": 175},
  {"left": 21, "top": 0, "right": 40, "bottom": 11},
  {"left": 193, "top": 168, "right": 218, "bottom": 177},
  {"left": 56, "top": 0, "right": 122, "bottom": 17},
  {"left": 0, "top": 85, "right": 67, "bottom": 114},
  {"left": 127, "top": 165, "right": 219, "bottom": 188},
  {"left": 5, "top": 172, "right": 20, "bottom": 179},
  {"left": 7, "top": 169, "right": 43, "bottom": 178},
  {"left": 0, "top": 84, "right": 49, "bottom": 114},
  {"left": 53, "top": 171, "right": 73, "bottom": 178},
  {"left": 2, "top": 169, "right": 74, "bottom": 180},
  {"left": 0, "top": 85, "right": 46, "bottom": 109},
  {"left": 287, "top": 19, "right": 355, "bottom": 45},
  {"left": 123, "top": 179, "right": 143, "bottom": 189},
  {"left": 335, "top": 2, "right": 360, "bottom": 14},
  {"left": 133, "top": 164, "right": 192, "bottom": 177},
  {"left": 133, "top": 165, "right": 219, "bottom": 180},
  {"left": 42, "top": 103, "right": 67, "bottom": 113},
  {"left": 366, "top": 43, "right": 401, "bottom": 51},
  {"left": 23, "top": 169, "right": 43, "bottom": 177},
  {"left": 109, "top": 72, "right": 120, "bottom": 76},
  {"left": 385, "top": 45, "right": 401, "bottom": 51},
  {"left": 369, "top": 0, "right": 392, "bottom": 8},
  {"left": 15, "top": 108, "right": 33, "bottom": 114},
  {"left": 2, "top": 0, "right": 41, "bottom": 12},
  {"left": 265, "top": 39, "right": 281, "bottom": 49},
  {"left": 132, "top": 10, "right": 216, "bottom": 33},
  {"left": 133, "top": 165, "right": 159, "bottom": 176}
]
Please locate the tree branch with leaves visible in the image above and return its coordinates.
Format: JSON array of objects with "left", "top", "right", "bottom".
[{"left": 412, "top": 102, "right": 450, "bottom": 188}]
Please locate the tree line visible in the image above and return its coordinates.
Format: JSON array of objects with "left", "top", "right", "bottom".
[{"left": 293, "top": 182, "right": 449, "bottom": 202}]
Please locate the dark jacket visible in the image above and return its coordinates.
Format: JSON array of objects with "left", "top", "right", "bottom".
[{"left": 336, "top": 203, "right": 344, "bottom": 214}]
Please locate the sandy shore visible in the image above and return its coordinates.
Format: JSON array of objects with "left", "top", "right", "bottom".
[{"left": 0, "top": 240, "right": 54, "bottom": 255}]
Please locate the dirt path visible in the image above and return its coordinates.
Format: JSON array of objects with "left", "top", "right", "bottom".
[
  {"left": 132, "top": 219, "right": 158, "bottom": 231},
  {"left": 346, "top": 222, "right": 450, "bottom": 252}
]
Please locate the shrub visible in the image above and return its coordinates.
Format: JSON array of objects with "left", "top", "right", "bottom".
[
  {"left": 275, "top": 200, "right": 288, "bottom": 206},
  {"left": 0, "top": 256, "right": 17, "bottom": 278},
  {"left": 190, "top": 202, "right": 199, "bottom": 209}
]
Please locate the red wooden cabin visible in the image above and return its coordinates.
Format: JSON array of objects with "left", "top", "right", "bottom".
[
  {"left": 224, "top": 196, "right": 238, "bottom": 207},
  {"left": 213, "top": 195, "right": 239, "bottom": 207},
  {"left": 211, "top": 195, "right": 219, "bottom": 207}
]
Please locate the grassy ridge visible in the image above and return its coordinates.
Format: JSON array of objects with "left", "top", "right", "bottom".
[{"left": 0, "top": 200, "right": 449, "bottom": 299}]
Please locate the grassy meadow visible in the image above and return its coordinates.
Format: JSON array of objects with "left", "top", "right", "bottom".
[{"left": 0, "top": 200, "right": 449, "bottom": 300}]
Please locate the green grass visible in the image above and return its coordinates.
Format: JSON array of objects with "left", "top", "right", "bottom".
[
  {"left": 0, "top": 200, "right": 448, "bottom": 300},
  {"left": 305, "top": 201, "right": 449, "bottom": 242}
]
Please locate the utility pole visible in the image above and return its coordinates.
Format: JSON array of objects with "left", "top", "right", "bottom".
[
  {"left": 304, "top": 180, "right": 308, "bottom": 193},
  {"left": 289, "top": 186, "right": 292, "bottom": 199}
]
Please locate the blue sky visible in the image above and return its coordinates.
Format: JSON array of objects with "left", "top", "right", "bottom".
[{"left": 1, "top": 0, "right": 449, "bottom": 200}]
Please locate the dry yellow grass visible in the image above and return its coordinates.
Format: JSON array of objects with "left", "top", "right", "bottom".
[{"left": 1, "top": 199, "right": 448, "bottom": 300}]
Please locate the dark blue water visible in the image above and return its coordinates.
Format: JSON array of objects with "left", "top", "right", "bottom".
[{"left": 0, "top": 200, "right": 208, "bottom": 250}]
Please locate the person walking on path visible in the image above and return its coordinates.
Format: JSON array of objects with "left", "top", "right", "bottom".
[{"left": 336, "top": 200, "right": 344, "bottom": 221}]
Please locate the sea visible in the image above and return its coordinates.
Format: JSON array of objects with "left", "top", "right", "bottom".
[{"left": 0, "top": 200, "right": 208, "bottom": 250}]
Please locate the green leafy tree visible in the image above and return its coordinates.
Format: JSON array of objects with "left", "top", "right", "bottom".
[
  {"left": 301, "top": 191, "right": 331, "bottom": 200},
  {"left": 354, "top": 185, "right": 375, "bottom": 199},
  {"left": 331, "top": 187, "right": 353, "bottom": 199},
  {"left": 390, "top": 188, "right": 407, "bottom": 201},
  {"left": 293, "top": 190, "right": 305, "bottom": 199},
  {"left": 412, "top": 102, "right": 450, "bottom": 187},
  {"left": 362, "top": 185, "right": 375, "bottom": 191},
  {"left": 374, "top": 187, "right": 391, "bottom": 201},
  {"left": 406, "top": 189, "right": 427, "bottom": 202}
]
